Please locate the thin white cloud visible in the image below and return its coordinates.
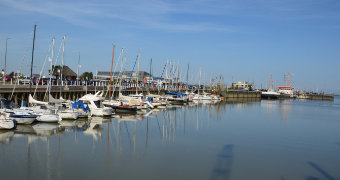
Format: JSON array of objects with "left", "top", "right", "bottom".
[
  {"left": 0, "top": 0, "right": 234, "bottom": 32},
  {"left": 0, "top": 0, "right": 339, "bottom": 31}
]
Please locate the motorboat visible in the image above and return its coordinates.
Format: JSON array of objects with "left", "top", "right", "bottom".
[
  {"left": 166, "top": 91, "right": 188, "bottom": 105},
  {"left": 79, "top": 91, "right": 112, "bottom": 116},
  {"left": 261, "top": 89, "right": 281, "bottom": 99},
  {"left": 0, "top": 119, "right": 16, "bottom": 130},
  {"left": 8, "top": 113, "right": 37, "bottom": 124},
  {"left": 0, "top": 112, "right": 16, "bottom": 130},
  {"left": 1, "top": 98, "right": 37, "bottom": 124},
  {"left": 146, "top": 94, "right": 162, "bottom": 107},
  {"left": 71, "top": 102, "right": 91, "bottom": 118}
]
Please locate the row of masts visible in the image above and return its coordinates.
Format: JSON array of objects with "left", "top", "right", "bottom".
[{"left": 8, "top": 24, "right": 224, "bottom": 100}]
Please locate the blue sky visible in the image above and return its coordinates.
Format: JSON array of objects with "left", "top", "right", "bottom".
[{"left": 0, "top": 0, "right": 340, "bottom": 92}]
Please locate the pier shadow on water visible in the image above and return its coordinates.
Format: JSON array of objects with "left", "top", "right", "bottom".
[
  {"left": 210, "top": 144, "right": 234, "bottom": 180},
  {"left": 305, "top": 162, "right": 337, "bottom": 180}
]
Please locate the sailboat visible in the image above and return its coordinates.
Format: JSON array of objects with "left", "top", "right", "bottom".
[
  {"left": 102, "top": 46, "right": 139, "bottom": 113},
  {"left": 23, "top": 31, "right": 62, "bottom": 123},
  {"left": 192, "top": 68, "right": 212, "bottom": 102},
  {"left": 27, "top": 94, "right": 62, "bottom": 123},
  {"left": 48, "top": 95, "right": 79, "bottom": 120}
]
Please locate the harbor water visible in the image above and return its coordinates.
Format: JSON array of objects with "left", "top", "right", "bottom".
[{"left": 1, "top": 97, "right": 340, "bottom": 180}]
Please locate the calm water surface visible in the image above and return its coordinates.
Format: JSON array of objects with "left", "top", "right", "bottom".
[{"left": 1, "top": 98, "right": 340, "bottom": 180}]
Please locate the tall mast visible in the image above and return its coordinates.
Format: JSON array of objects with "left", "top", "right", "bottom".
[
  {"left": 136, "top": 51, "right": 140, "bottom": 94},
  {"left": 77, "top": 51, "right": 80, "bottom": 81},
  {"left": 270, "top": 75, "right": 273, "bottom": 90},
  {"left": 287, "top": 72, "right": 290, "bottom": 87},
  {"left": 108, "top": 45, "right": 115, "bottom": 98},
  {"left": 284, "top": 73, "right": 286, "bottom": 87},
  {"left": 198, "top": 67, "right": 201, "bottom": 95},
  {"left": 4, "top": 37, "right": 10, "bottom": 83},
  {"left": 118, "top": 48, "right": 124, "bottom": 93},
  {"left": 186, "top": 64, "right": 189, "bottom": 87},
  {"left": 49, "top": 38, "right": 55, "bottom": 96},
  {"left": 165, "top": 60, "right": 168, "bottom": 90},
  {"left": 29, "top": 24, "right": 37, "bottom": 96},
  {"left": 203, "top": 71, "right": 206, "bottom": 92},
  {"left": 61, "top": 35, "right": 66, "bottom": 86},
  {"left": 176, "top": 63, "right": 179, "bottom": 91},
  {"left": 149, "top": 58, "right": 152, "bottom": 77}
]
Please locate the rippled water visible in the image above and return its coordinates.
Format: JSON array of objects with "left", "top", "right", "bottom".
[{"left": 1, "top": 97, "right": 340, "bottom": 180}]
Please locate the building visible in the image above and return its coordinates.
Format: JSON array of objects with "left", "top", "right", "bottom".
[
  {"left": 95, "top": 71, "right": 153, "bottom": 83},
  {"left": 232, "top": 81, "right": 250, "bottom": 90},
  {"left": 52, "top": 65, "right": 77, "bottom": 80}
]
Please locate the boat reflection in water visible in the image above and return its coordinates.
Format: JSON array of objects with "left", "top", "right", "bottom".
[
  {"left": 2, "top": 97, "right": 337, "bottom": 180},
  {"left": 0, "top": 100, "right": 253, "bottom": 178},
  {"left": 0, "top": 130, "right": 14, "bottom": 143}
]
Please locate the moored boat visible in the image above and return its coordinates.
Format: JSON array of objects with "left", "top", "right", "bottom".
[
  {"left": 71, "top": 102, "right": 91, "bottom": 118},
  {"left": 36, "top": 114, "right": 62, "bottom": 123},
  {"left": 79, "top": 91, "right": 113, "bottom": 116},
  {"left": 0, "top": 119, "right": 16, "bottom": 130},
  {"left": 261, "top": 90, "right": 281, "bottom": 99},
  {"left": 0, "top": 112, "right": 17, "bottom": 130}
]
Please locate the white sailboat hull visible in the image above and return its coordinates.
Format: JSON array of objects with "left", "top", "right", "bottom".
[
  {"left": 36, "top": 114, "right": 62, "bottom": 123},
  {"left": 0, "top": 120, "right": 15, "bottom": 130},
  {"left": 58, "top": 112, "right": 79, "bottom": 120},
  {"left": 91, "top": 108, "right": 112, "bottom": 116},
  {"left": 12, "top": 117, "right": 36, "bottom": 124}
]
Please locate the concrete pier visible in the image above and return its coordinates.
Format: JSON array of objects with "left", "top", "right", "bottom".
[{"left": 298, "top": 94, "right": 334, "bottom": 101}]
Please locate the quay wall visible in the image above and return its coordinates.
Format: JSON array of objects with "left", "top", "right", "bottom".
[
  {"left": 308, "top": 94, "right": 334, "bottom": 101},
  {"left": 220, "top": 90, "right": 261, "bottom": 100}
]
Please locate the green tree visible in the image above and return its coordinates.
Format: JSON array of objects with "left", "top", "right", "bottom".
[
  {"left": 49, "top": 65, "right": 61, "bottom": 75},
  {"left": 80, "top": 72, "right": 93, "bottom": 80}
]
